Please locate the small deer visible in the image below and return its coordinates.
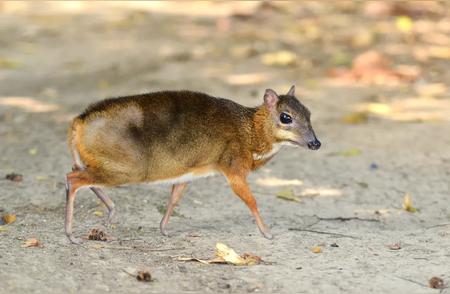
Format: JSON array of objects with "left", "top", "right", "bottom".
[{"left": 65, "top": 86, "right": 320, "bottom": 243}]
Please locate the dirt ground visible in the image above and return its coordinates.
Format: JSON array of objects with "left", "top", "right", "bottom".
[{"left": 0, "top": 2, "right": 449, "bottom": 293}]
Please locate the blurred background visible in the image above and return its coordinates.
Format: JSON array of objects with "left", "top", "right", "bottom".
[{"left": 1, "top": 2, "right": 450, "bottom": 293}]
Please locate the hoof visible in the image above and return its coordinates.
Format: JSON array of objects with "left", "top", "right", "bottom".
[
  {"left": 67, "top": 234, "right": 83, "bottom": 245},
  {"left": 261, "top": 230, "right": 273, "bottom": 240},
  {"left": 160, "top": 227, "right": 169, "bottom": 237},
  {"left": 104, "top": 211, "right": 115, "bottom": 227}
]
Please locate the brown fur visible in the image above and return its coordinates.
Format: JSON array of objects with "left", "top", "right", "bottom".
[{"left": 64, "top": 88, "right": 319, "bottom": 243}]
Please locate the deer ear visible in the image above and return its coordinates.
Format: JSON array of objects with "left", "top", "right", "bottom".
[
  {"left": 287, "top": 85, "right": 295, "bottom": 96},
  {"left": 264, "top": 89, "right": 279, "bottom": 110}
]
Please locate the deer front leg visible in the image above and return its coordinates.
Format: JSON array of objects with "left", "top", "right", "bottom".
[
  {"left": 160, "top": 182, "right": 189, "bottom": 236},
  {"left": 224, "top": 173, "right": 272, "bottom": 239}
]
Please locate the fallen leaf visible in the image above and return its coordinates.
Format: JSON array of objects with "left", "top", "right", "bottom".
[
  {"left": 351, "top": 31, "right": 375, "bottom": 48},
  {"left": 312, "top": 246, "right": 323, "bottom": 253},
  {"left": 177, "top": 243, "right": 264, "bottom": 266},
  {"left": 388, "top": 243, "right": 401, "bottom": 250},
  {"left": 28, "top": 148, "right": 38, "bottom": 155},
  {"left": 261, "top": 50, "right": 297, "bottom": 67},
  {"left": 93, "top": 211, "right": 104, "bottom": 217},
  {"left": 216, "top": 243, "right": 258, "bottom": 265},
  {"left": 402, "top": 193, "right": 418, "bottom": 212},
  {"left": 87, "top": 228, "right": 108, "bottom": 241},
  {"left": 329, "top": 50, "right": 420, "bottom": 85},
  {"left": 429, "top": 277, "right": 445, "bottom": 289},
  {"left": 97, "top": 80, "right": 110, "bottom": 90},
  {"left": 136, "top": 270, "right": 152, "bottom": 282},
  {"left": 357, "top": 182, "right": 369, "bottom": 188},
  {"left": 0, "top": 58, "right": 23, "bottom": 69},
  {"left": 396, "top": 16, "right": 413, "bottom": 33},
  {"left": 0, "top": 226, "right": 8, "bottom": 232},
  {"left": 428, "top": 46, "right": 450, "bottom": 59},
  {"left": 5, "top": 173, "right": 23, "bottom": 182},
  {"left": 22, "top": 238, "right": 41, "bottom": 248},
  {"left": 329, "top": 148, "right": 362, "bottom": 157},
  {"left": 342, "top": 112, "right": 368, "bottom": 124},
  {"left": 415, "top": 83, "right": 447, "bottom": 98},
  {"left": 276, "top": 188, "right": 301, "bottom": 202},
  {"left": 2, "top": 214, "right": 16, "bottom": 224},
  {"left": 360, "top": 103, "right": 392, "bottom": 115},
  {"left": 35, "top": 175, "right": 48, "bottom": 181}
]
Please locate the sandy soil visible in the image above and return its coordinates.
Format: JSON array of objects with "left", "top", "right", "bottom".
[{"left": 0, "top": 2, "right": 449, "bottom": 293}]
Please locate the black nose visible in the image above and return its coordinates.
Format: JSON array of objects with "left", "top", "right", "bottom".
[{"left": 307, "top": 139, "right": 321, "bottom": 150}]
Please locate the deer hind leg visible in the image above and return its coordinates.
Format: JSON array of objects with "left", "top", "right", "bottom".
[
  {"left": 65, "top": 170, "right": 100, "bottom": 244},
  {"left": 90, "top": 187, "right": 115, "bottom": 226},
  {"left": 71, "top": 158, "right": 115, "bottom": 226}
]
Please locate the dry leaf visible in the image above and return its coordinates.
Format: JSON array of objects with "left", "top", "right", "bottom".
[
  {"left": 93, "top": 211, "right": 104, "bottom": 217},
  {"left": 28, "top": 148, "right": 38, "bottom": 155},
  {"left": 312, "top": 246, "right": 323, "bottom": 253},
  {"left": 2, "top": 214, "right": 16, "bottom": 224},
  {"left": 215, "top": 243, "right": 262, "bottom": 265},
  {"left": 5, "top": 173, "right": 23, "bottom": 182},
  {"left": 415, "top": 83, "right": 447, "bottom": 98},
  {"left": 0, "top": 58, "right": 23, "bottom": 69},
  {"left": 177, "top": 243, "right": 264, "bottom": 266},
  {"left": 261, "top": 51, "right": 297, "bottom": 67},
  {"left": 342, "top": 112, "right": 368, "bottom": 124},
  {"left": 276, "top": 188, "right": 301, "bottom": 202},
  {"left": 0, "top": 226, "right": 8, "bottom": 232},
  {"left": 402, "top": 193, "right": 418, "bottom": 212},
  {"left": 388, "top": 243, "right": 401, "bottom": 250},
  {"left": 136, "top": 270, "right": 152, "bottom": 282},
  {"left": 429, "top": 277, "right": 444, "bottom": 289},
  {"left": 396, "top": 16, "right": 413, "bottom": 33},
  {"left": 329, "top": 148, "right": 362, "bottom": 157},
  {"left": 22, "top": 238, "right": 41, "bottom": 248},
  {"left": 329, "top": 50, "right": 420, "bottom": 85},
  {"left": 87, "top": 228, "right": 108, "bottom": 241}
]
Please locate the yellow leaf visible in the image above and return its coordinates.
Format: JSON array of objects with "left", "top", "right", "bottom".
[
  {"left": 22, "top": 237, "right": 41, "bottom": 248},
  {"left": 312, "top": 246, "right": 323, "bottom": 253},
  {"left": 2, "top": 214, "right": 16, "bottom": 224},
  {"left": 276, "top": 188, "right": 301, "bottom": 202},
  {"left": 215, "top": 243, "right": 247, "bottom": 265},
  {"left": 261, "top": 50, "right": 297, "bottom": 67},
  {"left": 0, "top": 58, "right": 23, "bottom": 69},
  {"left": 363, "top": 103, "right": 392, "bottom": 115},
  {"left": 97, "top": 80, "right": 110, "bottom": 89},
  {"left": 402, "top": 193, "right": 418, "bottom": 212},
  {"left": 28, "top": 148, "right": 38, "bottom": 155},
  {"left": 330, "top": 148, "right": 362, "bottom": 157},
  {"left": 396, "top": 16, "right": 413, "bottom": 33},
  {"left": 176, "top": 243, "right": 263, "bottom": 266},
  {"left": 416, "top": 83, "right": 447, "bottom": 98},
  {"left": 0, "top": 226, "right": 8, "bottom": 232},
  {"left": 93, "top": 211, "right": 104, "bottom": 217},
  {"left": 342, "top": 112, "right": 368, "bottom": 124}
]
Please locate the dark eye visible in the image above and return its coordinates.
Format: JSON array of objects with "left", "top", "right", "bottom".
[{"left": 280, "top": 112, "right": 292, "bottom": 124}]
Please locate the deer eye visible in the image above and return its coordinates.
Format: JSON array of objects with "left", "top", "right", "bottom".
[{"left": 280, "top": 112, "right": 292, "bottom": 124}]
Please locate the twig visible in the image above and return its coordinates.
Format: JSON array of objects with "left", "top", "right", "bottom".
[
  {"left": 314, "top": 216, "right": 380, "bottom": 222},
  {"left": 393, "top": 275, "right": 428, "bottom": 288},
  {"left": 288, "top": 228, "right": 360, "bottom": 239},
  {"left": 425, "top": 223, "right": 450, "bottom": 230},
  {"left": 100, "top": 245, "right": 186, "bottom": 251}
]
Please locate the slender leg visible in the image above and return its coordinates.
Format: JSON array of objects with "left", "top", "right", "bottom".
[
  {"left": 65, "top": 170, "right": 96, "bottom": 244},
  {"left": 90, "top": 187, "right": 115, "bottom": 225},
  {"left": 160, "top": 182, "right": 188, "bottom": 236},
  {"left": 225, "top": 174, "right": 272, "bottom": 239}
]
